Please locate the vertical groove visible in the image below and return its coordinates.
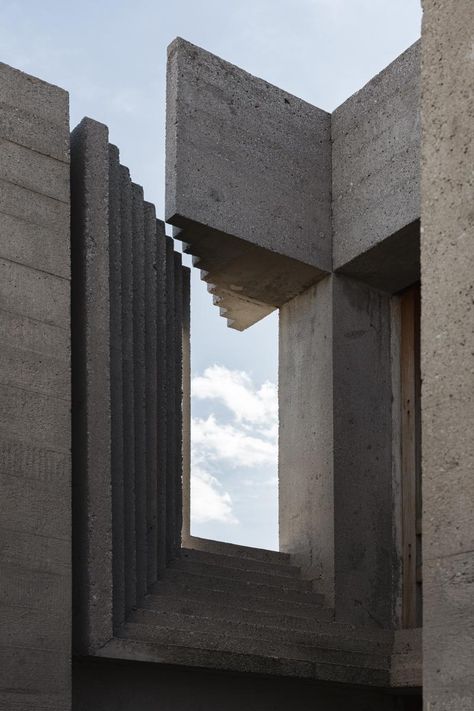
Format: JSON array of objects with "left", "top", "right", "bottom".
[
  {"left": 156, "top": 221, "right": 168, "bottom": 574},
  {"left": 181, "top": 266, "right": 191, "bottom": 543},
  {"left": 144, "top": 202, "right": 158, "bottom": 586},
  {"left": 165, "top": 236, "right": 176, "bottom": 562},
  {"left": 109, "top": 144, "right": 125, "bottom": 628},
  {"left": 131, "top": 183, "right": 147, "bottom": 602},
  {"left": 173, "top": 253, "right": 184, "bottom": 555},
  {"left": 119, "top": 165, "right": 136, "bottom": 614}
]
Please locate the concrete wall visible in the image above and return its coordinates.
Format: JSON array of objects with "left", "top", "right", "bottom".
[
  {"left": 332, "top": 42, "right": 420, "bottom": 271},
  {"left": 280, "top": 275, "right": 396, "bottom": 628},
  {"left": 0, "top": 64, "right": 71, "bottom": 710},
  {"left": 421, "top": 1, "right": 474, "bottom": 708}
]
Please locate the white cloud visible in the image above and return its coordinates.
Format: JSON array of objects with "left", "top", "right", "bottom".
[
  {"left": 192, "top": 365, "right": 278, "bottom": 427},
  {"left": 190, "top": 365, "right": 278, "bottom": 526},
  {"left": 192, "top": 414, "right": 277, "bottom": 468},
  {"left": 191, "top": 465, "right": 238, "bottom": 525}
]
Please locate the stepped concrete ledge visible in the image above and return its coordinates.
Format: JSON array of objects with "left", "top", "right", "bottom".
[{"left": 90, "top": 542, "right": 421, "bottom": 689}]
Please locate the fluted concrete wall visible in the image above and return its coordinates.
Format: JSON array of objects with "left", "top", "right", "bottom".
[
  {"left": 71, "top": 118, "right": 189, "bottom": 655},
  {"left": 0, "top": 64, "right": 71, "bottom": 710}
]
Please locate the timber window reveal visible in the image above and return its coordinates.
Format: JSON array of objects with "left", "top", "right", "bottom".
[{"left": 399, "top": 284, "right": 422, "bottom": 629}]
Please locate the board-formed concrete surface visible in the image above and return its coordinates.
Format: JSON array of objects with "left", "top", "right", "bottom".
[
  {"left": 332, "top": 42, "right": 420, "bottom": 271},
  {"left": 0, "top": 63, "right": 71, "bottom": 711},
  {"left": 421, "top": 0, "right": 474, "bottom": 708}
]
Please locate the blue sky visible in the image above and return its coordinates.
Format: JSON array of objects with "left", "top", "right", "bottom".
[{"left": 1, "top": 0, "right": 422, "bottom": 549}]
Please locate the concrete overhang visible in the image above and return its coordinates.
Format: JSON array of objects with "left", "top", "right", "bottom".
[
  {"left": 166, "top": 38, "right": 420, "bottom": 328},
  {"left": 165, "top": 37, "right": 332, "bottom": 330}
]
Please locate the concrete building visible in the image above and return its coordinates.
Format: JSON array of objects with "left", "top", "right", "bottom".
[{"left": 0, "top": 1, "right": 472, "bottom": 708}]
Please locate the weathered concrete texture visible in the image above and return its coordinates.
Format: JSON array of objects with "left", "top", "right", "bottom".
[
  {"left": 332, "top": 275, "right": 394, "bottom": 628},
  {"left": 332, "top": 41, "right": 420, "bottom": 270},
  {"left": 74, "top": 658, "right": 421, "bottom": 711},
  {"left": 421, "top": 0, "right": 474, "bottom": 707},
  {"left": 279, "top": 277, "right": 335, "bottom": 606},
  {"left": 70, "top": 118, "right": 113, "bottom": 652},
  {"left": 0, "top": 64, "right": 71, "bottom": 710},
  {"left": 166, "top": 37, "right": 331, "bottom": 329},
  {"left": 280, "top": 275, "right": 396, "bottom": 629}
]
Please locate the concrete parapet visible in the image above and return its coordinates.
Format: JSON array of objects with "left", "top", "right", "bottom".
[{"left": 0, "top": 63, "right": 71, "bottom": 710}]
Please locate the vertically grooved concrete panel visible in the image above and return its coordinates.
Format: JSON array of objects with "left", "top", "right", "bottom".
[
  {"left": 108, "top": 143, "right": 126, "bottom": 630},
  {"left": 70, "top": 118, "right": 113, "bottom": 651},
  {"left": 131, "top": 183, "right": 147, "bottom": 602},
  {"left": 0, "top": 63, "right": 71, "bottom": 710},
  {"left": 421, "top": 0, "right": 474, "bottom": 707},
  {"left": 119, "top": 165, "right": 137, "bottom": 615},
  {"left": 144, "top": 202, "right": 159, "bottom": 587},
  {"left": 332, "top": 41, "right": 420, "bottom": 270},
  {"left": 173, "top": 252, "right": 184, "bottom": 553},
  {"left": 155, "top": 219, "right": 168, "bottom": 574},
  {"left": 165, "top": 236, "right": 177, "bottom": 562}
]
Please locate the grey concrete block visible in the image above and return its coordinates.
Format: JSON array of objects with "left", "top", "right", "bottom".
[
  {"left": 0, "top": 258, "right": 69, "bottom": 329},
  {"left": 332, "top": 41, "right": 420, "bottom": 269},
  {"left": 70, "top": 117, "right": 113, "bottom": 651},
  {"left": 0, "top": 528, "right": 69, "bottom": 576},
  {"left": 0, "top": 178, "right": 69, "bottom": 233},
  {"left": 0, "top": 138, "right": 69, "bottom": 203},
  {"left": 279, "top": 277, "right": 335, "bottom": 606},
  {"left": 166, "top": 37, "right": 330, "bottom": 329},
  {"left": 0, "top": 211, "right": 69, "bottom": 278},
  {"left": 166, "top": 38, "right": 331, "bottom": 270},
  {"left": 0, "top": 62, "right": 68, "bottom": 127}
]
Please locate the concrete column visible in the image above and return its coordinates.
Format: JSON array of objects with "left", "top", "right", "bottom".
[
  {"left": 421, "top": 1, "right": 474, "bottom": 708},
  {"left": 0, "top": 64, "right": 71, "bottom": 710},
  {"left": 70, "top": 119, "right": 113, "bottom": 651},
  {"left": 279, "top": 274, "right": 396, "bottom": 628}
]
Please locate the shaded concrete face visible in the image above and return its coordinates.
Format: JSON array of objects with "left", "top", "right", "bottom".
[
  {"left": 280, "top": 275, "right": 396, "bottom": 628},
  {"left": 0, "top": 64, "right": 71, "bottom": 710},
  {"left": 73, "top": 658, "right": 421, "bottom": 711},
  {"left": 421, "top": 0, "right": 474, "bottom": 707},
  {"left": 332, "top": 42, "right": 420, "bottom": 271}
]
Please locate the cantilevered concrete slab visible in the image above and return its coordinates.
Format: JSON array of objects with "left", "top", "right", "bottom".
[{"left": 166, "top": 37, "right": 331, "bottom": 329}]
